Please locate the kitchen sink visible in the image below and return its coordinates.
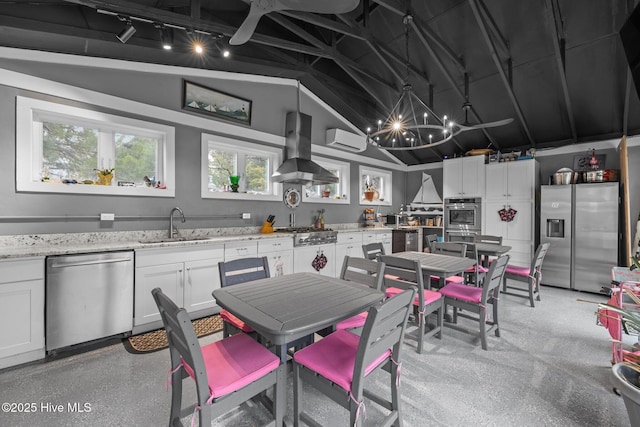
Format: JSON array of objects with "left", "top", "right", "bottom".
[{"left": 138, "top": 236, "right": 213, "bottom": 244}]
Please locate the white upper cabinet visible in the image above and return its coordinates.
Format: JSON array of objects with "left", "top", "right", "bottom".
[
  {"left": 485, "top": 160, "right": 536, "bottom": 201},
  {"left": 442, "top": 156, "right": 486, "bottom": 199}
]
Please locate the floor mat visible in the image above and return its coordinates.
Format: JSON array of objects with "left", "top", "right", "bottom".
[{"left": 123, "top": 315, "right": 223, "bottom": 354}]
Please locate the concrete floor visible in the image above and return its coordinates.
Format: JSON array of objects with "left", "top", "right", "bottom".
[{"left": 0, "top": 285, "right": 631, "bottom": 426}]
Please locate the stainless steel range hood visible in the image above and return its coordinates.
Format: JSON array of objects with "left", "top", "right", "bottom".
[{"left": 271, "top": 112, "right": 339, "bottom": 185}]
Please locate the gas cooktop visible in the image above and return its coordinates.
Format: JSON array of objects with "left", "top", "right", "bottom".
[{"left": 274, "top": 227, "right": 338, "bottom": 246}]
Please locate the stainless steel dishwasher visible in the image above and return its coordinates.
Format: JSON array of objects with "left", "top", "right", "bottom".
[{"left": 46, "top": 251, "right": 134, "bottom": 351}]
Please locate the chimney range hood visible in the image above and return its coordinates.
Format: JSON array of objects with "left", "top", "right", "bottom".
[{"left": 271, "top": 111, "right": 339, "bottom": 185}]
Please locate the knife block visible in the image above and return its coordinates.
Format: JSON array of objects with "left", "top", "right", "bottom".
[{"left": 260, "top": 221, "right": 274, "bottom": 234}]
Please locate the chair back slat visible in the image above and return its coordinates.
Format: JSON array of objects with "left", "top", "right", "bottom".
[
  {"left": 482, "top": 254, "right": 510, "bottom": 301},
  {"left": 362, "top": 242, "right": 385, "bottom": 260},
  {"left": 352, "top": 287, "right": 416, "bottom": 393},
  {"left": 477, "top": 234, "right": 503, "bottom": 245},
  {"left": 433, "top": 241, "right": 467, "bottom": 257},
  {"left": 340, "top": 256, "right": 385, "bottom": 291},
  {"left": 425, "top": 234, "right": 438, "bottom": 252},
  {"left": 219, "top": 256, "right": 270, "bottom": 287}
]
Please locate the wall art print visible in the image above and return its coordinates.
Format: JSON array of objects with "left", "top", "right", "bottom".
[{"left": 183, "top": 80, "right": 251, "bottom": 125}]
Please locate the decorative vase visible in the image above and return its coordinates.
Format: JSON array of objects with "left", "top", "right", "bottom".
[
  {"left": 364, "top": 190, "right": 375, "bottom": 201},
  {"left": 97, "top": 173, "right": 114, "bottom": 186},
  {"left": 322, "top": 190, "right": 331, "bottom": 198},
  {"left": 229, "top": 175, "right": 240, "bottom": 193}
]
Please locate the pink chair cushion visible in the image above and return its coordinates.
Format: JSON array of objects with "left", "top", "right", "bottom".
[
  {"left": 336, "top": 312, "right": 368, "bottom": 330},
  {"left": 220, "top": 309, "right": 254, "bottom": 332},
  {"left": 293, "top": 329, "right": 391, "bottom": 392},
  {"left": 438, "top": 282, "right": 483, "bottom": 304},
  {"left": 386, "top": 286, "right": 442, "bottom": 305},
  {"left": 464, "top": 265, "right": 489, "bottom": 274},
  {"left": 445, "top": 275, "right": 465, "bottom": 284},
  {"left": 181, "top": 333, "right": 280, "bottom": 399},
  {"left": 505, "top": 265, "right": 530, "bottom": 277}
]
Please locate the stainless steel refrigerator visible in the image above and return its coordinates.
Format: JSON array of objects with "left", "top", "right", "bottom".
[{"left": 540, "top": 183, "right": 619, "bottom": 293}]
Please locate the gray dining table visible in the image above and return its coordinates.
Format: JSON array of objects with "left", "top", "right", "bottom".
[
  {"left": 212, "top": 272, "right": 385, "bottom": 426},
  {"left": 389, "top": 251, "right": 478, "bottom": 288},
  {"left": 474, "top": 242, "right": 512, "bottom": 267}
]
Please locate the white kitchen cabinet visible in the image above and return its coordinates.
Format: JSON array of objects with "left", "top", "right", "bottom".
[
  {"left": 293, "top": 244, "right": 336, "bottom": 277},
  {"left": 0, "top": 257, "right": 45, "bottom": 369},
  {"left": 134, "top": 245, "right": 224, "bottom": 334},
  {"left": 224, "top": 240, "right": 258, "bottom": 260},
  {"left": 485, "top": 160, "right": 536, "bottom": 201},
  {"left": 335, "top": 232, "right": 363, "bottom": 276},
  {"left": 442, "top": 156, "right": 486, "bottom": 199},
  {"left": 258, "top": 237, "right": 294, "bottom": 277},
  {"left": 484, "top": 159, "right": 538, "bottom": 267}
]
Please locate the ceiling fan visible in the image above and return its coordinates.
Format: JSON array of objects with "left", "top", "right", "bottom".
[
  {"left": 456, "top": 72, "right": 514, "bottom": 132},
  {"left": 229, "top": 0, "right": 360, "bottom": 45}
]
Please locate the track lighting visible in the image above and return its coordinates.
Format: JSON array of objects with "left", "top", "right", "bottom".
[
  {"left": 116, "top": 20, "right": 136, "bottom": 43},
  {"left": 159, "top": 26, "right": 172, "bottom": 50}
]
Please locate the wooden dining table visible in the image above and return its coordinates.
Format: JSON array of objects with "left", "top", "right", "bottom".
[
  {"left": 474, "top": 242, "right": 512, "bottom": 267},
  {"left": 212, "top": 272, "right": 385, "bottom": 426},
  {"left": 389, "top": 251, "right": 478, "bottom": 288}
]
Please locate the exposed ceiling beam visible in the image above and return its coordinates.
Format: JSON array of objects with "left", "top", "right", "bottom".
[
  {"left": 545, "top": 0, "right": 577, "bottom": 143},
  {"left": 468, "top": 0, "right": 534, "bottom": 147},
  {"left": 477, "top": 0, "right": 510, "bottom": 57},
  {"left": 278, "top": 10, "right": 365, "bottom": 41}
]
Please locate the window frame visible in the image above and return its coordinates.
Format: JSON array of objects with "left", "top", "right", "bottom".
[
  {"left": 15, "top": 96, "right": 175, "bottom": 197},
  {"left": 200, "top": 133, "right": 282, "bottom": 201},
  {"left": 359, "top": 165, "right": 393, "bottom": 206},
  {"left": 302, "top": 157, "right": 350, "bottom": 204}
]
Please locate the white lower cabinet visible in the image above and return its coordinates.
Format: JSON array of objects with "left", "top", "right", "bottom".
[
  {"left": 335, "top": 232, "right": 364, "bottom": 276},
  {"left": 258, "top": 237, "right": 294, "bottom": 276},
  {"left": 224, "top": 241, "right": 258, "bottom": 261},
  {"left": 134, "top": 245, "right": 224, "bottom": 334},
  {"left": 0, "top": 257, "right": 45, "bottom": 369},
  {"left": 294, "top": 244, "right": 336, "bottom": 277},
  {"left": 363, "top": 230, "right": 392, "bottom": 255}
]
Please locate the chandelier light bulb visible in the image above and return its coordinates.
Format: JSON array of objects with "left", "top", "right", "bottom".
[{"left": 392, "top": 121, "right": 401, "bottom": 131}]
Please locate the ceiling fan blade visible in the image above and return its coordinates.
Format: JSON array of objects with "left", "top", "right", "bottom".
[
  {"left": 229, "top": 2, "right": 270, "bottom": 45},
  {"left": 275, "top": 0, "right": 360, "bottom": 14},
  {"left": 458, "top": 118, "right": 514, "bottom": 131}
]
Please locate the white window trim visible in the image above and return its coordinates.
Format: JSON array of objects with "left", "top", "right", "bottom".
[
  {"left": 359, "top": 165, "right": 393, "bottom": 206},
  {"left": 200, "top": 133, "right": 282, "bottom": 201},
  {"left": 16, "top": 96, "right": 175, "bottom": 197},
  {"left": 302, "top": 157, "right": 350, "bottom": 204}
]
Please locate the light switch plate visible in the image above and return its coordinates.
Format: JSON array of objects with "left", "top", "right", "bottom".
[
  {"left": 242, "top": 213, "right": 251, "bottom": 219},
  {"left": 100, "top": 213, "right": 115, "bottom": 221}
]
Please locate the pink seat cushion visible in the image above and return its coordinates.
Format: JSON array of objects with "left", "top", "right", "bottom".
[
  {"left": 293, "top": 329, "right": 390, "bottom": 391},
  {"left": 438, "top": 282, "right": 483, "bottom": 304},
  {"left": 445, "top": 275, "right": 465, "bottom": 284},
  {"left": 336, "top": 312, "right": 368, "bottom": 330},
  {"left": 181, "top": 333, "right": 280, "bottom": 399},
  {"left": 464, "top": 265, "right": 489, "bottom": 274},
  {"left": 386, "top": 286, "right": 442, "bottom": 305},
  {"left": 505, "top": 265, "right": 530, "bottom": 277},
  {"left": 220, "top": 309, "right": 255, "bottom": 333}
]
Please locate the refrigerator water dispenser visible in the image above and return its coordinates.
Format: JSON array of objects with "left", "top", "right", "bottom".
[{"left": 547, "top": 219, "right": 565, "bottom": 238}]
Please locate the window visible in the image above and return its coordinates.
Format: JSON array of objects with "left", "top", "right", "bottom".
[
  {"left": 201, "top": 133, "right": 282, "bottom": 200},
  {"left": 302, "top": 157, "right": 350, "bottom": 204},
  {"left": 16, "top": 96, "right": 175, "bottom": 197},
  {"left": 359, "top": 166, "right": 392, "bottom": 206}
]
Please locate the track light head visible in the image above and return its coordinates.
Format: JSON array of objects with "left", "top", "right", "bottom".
[{"left": 116, "top": 21, "right": 136, "bottom": 43}]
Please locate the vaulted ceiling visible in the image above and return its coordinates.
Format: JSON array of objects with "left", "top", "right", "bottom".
[{"left": 1, "top": 0, "right": 639, "bottom": 165}]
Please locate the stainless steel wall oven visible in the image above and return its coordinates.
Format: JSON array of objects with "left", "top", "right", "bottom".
[{"left": 444, "top": 198, "right": 482, "bottom": 241}]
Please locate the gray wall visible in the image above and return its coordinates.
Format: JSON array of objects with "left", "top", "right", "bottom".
[{"left": 0, "top": 59, "right": 405, "bottom": 235}]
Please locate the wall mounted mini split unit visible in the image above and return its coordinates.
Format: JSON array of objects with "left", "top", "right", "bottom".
[{"left": 326, "top": 128, "right": 367, "bottom": 152}]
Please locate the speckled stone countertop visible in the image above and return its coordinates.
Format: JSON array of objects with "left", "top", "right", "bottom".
[{"left": 0, "top": 224, "right": 394, "bottom": 260}]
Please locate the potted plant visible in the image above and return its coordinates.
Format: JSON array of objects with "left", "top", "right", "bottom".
[
  {"left": 213, "top": 159, "right": 240, "bottom": 192},
  {"left": 94, "top": 167, "right": 115, "bottom": 186},
  {"left": 363, "top": 181, "right": 375, "bottom": 201}
]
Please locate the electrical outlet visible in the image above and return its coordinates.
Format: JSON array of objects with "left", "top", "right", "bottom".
[
  {"left": 242, "top": 213, "right": 251, "bottom": 219},
  {"left": 100, "top": 213, "right": 115, "bottom": 221}
]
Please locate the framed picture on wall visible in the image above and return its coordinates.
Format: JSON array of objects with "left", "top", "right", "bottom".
[{"left": 182, "top": 80, "right": 252, "bottom": 125}]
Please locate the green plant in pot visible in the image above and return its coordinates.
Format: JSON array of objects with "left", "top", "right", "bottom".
[{"left": 213, "top": 158, "right": 240, "bottom": 192}]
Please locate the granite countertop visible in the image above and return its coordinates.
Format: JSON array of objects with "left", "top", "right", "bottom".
[{"left": 0, "top": 224, "right": 394, "bottom": 260}]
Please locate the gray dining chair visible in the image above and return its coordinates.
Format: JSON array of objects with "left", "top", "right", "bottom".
[
  {"left": 151, "top": 287, "right": 282, "bottom": 426},
  {"left": 431, "top": 241, "right": 468, "bottom": 287},
  {"left": 477, "top": 234, "right": 503, "bottom": 245},
  {"left": 425, "top": 233, "right": 439, "bottom": 252},
  {"left": 362, "top": 242, "right": 385, "bottom": 260},
  {"left": 379, "top": 254, "right": 444, "bottom": 353},
  {"left": 293, "top": 287, "right": 416, "bottom": 427},
  {"left": 439, "top": 254, "right": 510, "bottom": 350},
  {"left": 502, "top": 243, "right": 550, "bottom": 307}
]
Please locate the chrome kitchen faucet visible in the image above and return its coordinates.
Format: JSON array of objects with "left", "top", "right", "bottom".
[{"left": 169, "top": 206, "right": 186, "bottom": 238}]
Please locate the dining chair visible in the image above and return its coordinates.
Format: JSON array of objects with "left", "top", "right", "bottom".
[
  {"left": 379, "top": 255, "right": 444, "bottom": 353},
  {"left": 362, "top": 242, "right": 385, "bottom": 260},
  {"left": 293, "top": 287, "right": 416, "bottom": 427},
  {"left": 218, "top": 256, "right": 270, "bottom": 338},
  {"left": 502, "top": 243, "right": 550, "bottom": 307},
  {"left": 425, "top": 233, "right": 439, "bottom": 252},
  {"left": 335, "top": 256, "right": 385, "bottom": 332},
  {"left": 477, "top": 234, "right": 503, "bottom": 244},
  {"left": 151, "top": 287, "right": 282, "bottom": 427},
  {"left": 431, "top": 241, "right": 468, "bottom": 287},
  {"left": 463, "top": 242, "right": 488, "bottom": 287},
  {"left": 438, "top": 254, "right": 510, "bottom": 350}
]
